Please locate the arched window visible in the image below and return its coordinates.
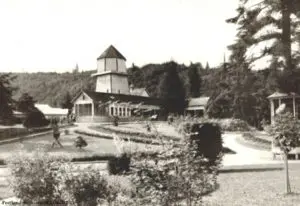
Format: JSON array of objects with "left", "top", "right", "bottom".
[{"left": 123, "top": 108, "right": 126, "bottom": 116}]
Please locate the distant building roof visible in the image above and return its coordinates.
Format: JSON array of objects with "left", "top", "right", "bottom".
[
  {"left": 73, "top": 90, "right": 162, "bottom": 106},
  {"left": 267, "top": 92, "right": 300, "bottom": 99},
  {"left": 97, "top": 45, "right": 126, "bottom": 61},
  {"left": 186, "top": 97, "right": 210, "bottom": 111},
  {"left": 35, "top": 104, "right": 68, "bottom": 116},
  {"left": 130, "top": 88, "right": 149, "bottom": 97}
]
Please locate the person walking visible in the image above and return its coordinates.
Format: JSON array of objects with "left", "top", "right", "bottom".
[{"left": 51, "top": 120, "right": 63, "bottom": 148}]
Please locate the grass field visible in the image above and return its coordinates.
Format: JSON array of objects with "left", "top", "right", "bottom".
[
  {"left": 204, "top": 163, "right": 300, "bottom": 206},
  {"left": 0, "top": 130, "right": 160, "bottom": 160}
]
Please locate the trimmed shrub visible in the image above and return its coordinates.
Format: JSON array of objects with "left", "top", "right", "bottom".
[
  {"left": 64, "top": 129, "right": 69, "bottom": 135},
  {"left": 107, "top": 153, "right": 131, "bottom": 175},
  {"left": 71, "top": 154, "right": 115, "bottom": 162},
  {"left": 74, "top": 136, "right": 88, "bottom": 149},
  {"left": 190, "top": 123, "right": 223, "bottom": 162},
  {"left": 23, "top": 109, "right": 49, "bottom": 128},
  {"left": 113, "top": 116, "right": 119, "bottom": 126}
]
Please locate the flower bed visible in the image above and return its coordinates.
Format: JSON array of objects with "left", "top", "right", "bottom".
[
  {"left": 74, "top": 129, "right": 161, "bottom": 145},
  {"left": 90, "top": 124, "right": 180, "bottom": 142}
]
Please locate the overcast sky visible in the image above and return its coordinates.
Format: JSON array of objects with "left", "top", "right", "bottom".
[{"left": 0, "top": 0, "right": 239, "bottom": 73}]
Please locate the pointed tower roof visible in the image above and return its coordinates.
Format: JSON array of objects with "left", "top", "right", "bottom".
[{"left": 97, "top": 45, "right": 126, "bottom": 61}]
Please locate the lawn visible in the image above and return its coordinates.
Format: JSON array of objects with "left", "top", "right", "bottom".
[
  {"left": 203, "top": 163, "right": 300, "bottom": 206},
  {"left": 0, "top": 130, "right": 160, "bottom": 160}
]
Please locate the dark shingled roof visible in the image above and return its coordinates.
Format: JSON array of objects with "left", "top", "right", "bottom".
[
  {"left": 81, "top": 90, "right": 162, "bottom": 106},
  {"left": 97, "top": 45, "right": 126, "bottom": 61}
]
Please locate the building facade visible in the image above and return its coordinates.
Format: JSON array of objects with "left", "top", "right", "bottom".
[{"left": 72, "top": 45, "right": 161, "bottom": 122}]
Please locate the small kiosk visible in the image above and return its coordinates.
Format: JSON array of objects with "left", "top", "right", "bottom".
[
  {"left": 267, "top": 92, "right": 300, "bottom": 159},
  {"left": 267, "top": 92, "right": 300, "bottom": 125}
]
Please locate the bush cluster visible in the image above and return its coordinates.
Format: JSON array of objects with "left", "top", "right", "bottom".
[
  {"left": 107, "top": 153, "right": 131, "bottom": 175},
  {"left": 7, "top": 151, "right": 118, "bottom": 205},
  {"left": 74, "top": 136, "right": 88, "bottom": 149},
  {"left": 130, "top": 122, "right": 222, "bottom": 205},
  {"left": 176, "top": 117, "right": 251, "bottom": 133},
  {"left": 23, "top": 109, "right": 50, "bottom": 128}
]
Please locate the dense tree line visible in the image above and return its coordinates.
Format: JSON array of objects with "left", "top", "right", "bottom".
[{"left": 8, "top": 71, "right": 96, "bottom": 107}]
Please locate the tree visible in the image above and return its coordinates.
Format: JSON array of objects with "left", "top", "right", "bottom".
[
  {"left": 268, "top": 112, "right": 300, "bottom": 194},
  {"left": 227, "top": 0, "right": 300, "bottom": 91},
  {"left": 158, "top": 61, "right": 186, "bottom": 114},
  {"left": 72, "top": 63, "right": 79, "bottom": 74},
  {"left": 205, "top": 62, "right": 210, "bottom": 70},
  {"left": 127, "top": 64, "right": 145, "bottom": 88},
  {"left": 17, "top": 93, "right": 36, "bottom": 113},
  {"left": 61, "top": 92, "right": 73, "bottom": 116},
  {"left": 0, "top": 74, "right": 16, "bottom": 124},
  {"left": 188, "top": 63, "right": 202, "bottom": 97},
  {"left": 23, "top": 108, "right": 49, "bottom": 128}
]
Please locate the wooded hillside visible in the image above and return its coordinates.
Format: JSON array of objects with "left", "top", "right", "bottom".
[{"left": 7, "top": 62, "right": 208, "bottom": 107}]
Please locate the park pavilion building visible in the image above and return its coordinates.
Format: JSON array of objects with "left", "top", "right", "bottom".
[{"left": 72, "top": 45, "right": 162, "bottom": 122}]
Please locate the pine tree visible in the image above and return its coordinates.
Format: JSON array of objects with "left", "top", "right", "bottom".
[
  {"left": 227, "top": 0, "right": 300, "bottom": 72},
  {"left": 158, "top": 61, "right": 186, "bottom": 114},
  {"left": 188, "top": 63, "right": 202, "bottom": 98},
  {"left": 61, "top": 91, "right": 73, "bottom": 116},
  {"left": 0, "top": 74, "right": 16, "bottom": 124},
  {"left": 205, "top": 62, "right": 210, "bottom": 70},
  {"left": 17, "top": 93, "right": 36, "bottom": 113}
]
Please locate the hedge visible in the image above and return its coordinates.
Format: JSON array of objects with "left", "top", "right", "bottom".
[{"left": 0, "top": 127, "right": 52, "bottom": 141}]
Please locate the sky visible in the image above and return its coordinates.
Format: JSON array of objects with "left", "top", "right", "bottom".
[{"left": 0, "top": 0, "right": 240, "bottom": 73}]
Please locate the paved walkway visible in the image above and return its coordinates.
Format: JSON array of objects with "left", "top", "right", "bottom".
[{"left": 222, "top": 132, "right": 300, "bottom": 166}]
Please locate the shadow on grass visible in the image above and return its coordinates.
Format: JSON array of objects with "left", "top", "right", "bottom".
[
  {"left": 222, "top": 147, "right": 236, "bottom": 154},
  {"left": 283, "top": 192, "right": 300, "bottom": 197},
  {"left": 220, "top": 165, "right": 283, "bottom": 173}
]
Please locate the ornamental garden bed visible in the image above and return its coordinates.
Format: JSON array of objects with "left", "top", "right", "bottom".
[
  {"left": 241, "top": 132, "right": 271, "bottom": 150},
  {"left": 89, "top": 123, "right": 180, "bottom": 142},
  {"left": 74, "top": 129, "right": 162, "bottom": 145}
]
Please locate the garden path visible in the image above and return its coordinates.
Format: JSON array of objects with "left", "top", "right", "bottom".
[{"left": 222, "top": 132, "right": 295, "bottom": 166}]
